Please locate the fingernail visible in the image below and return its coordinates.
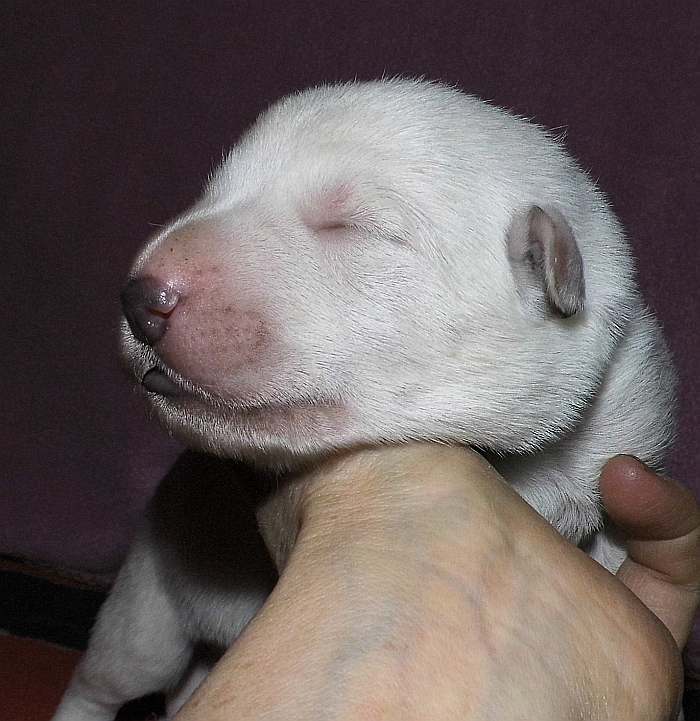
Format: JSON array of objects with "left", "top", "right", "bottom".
[
  {"left": 617, "top": 455, "right": 688, "bottom": 492},
  {"left": 615, "top": 454, "right": 659, "bottom": 473}
]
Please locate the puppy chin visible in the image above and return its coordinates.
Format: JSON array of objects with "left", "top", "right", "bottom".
[{"left": 141, "top": 382, "right": 351, "bottom": 469}]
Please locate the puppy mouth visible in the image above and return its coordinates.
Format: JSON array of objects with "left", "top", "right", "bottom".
[
  {"left": 136, "top": 361, "right": 336, "bottom": 414},
  {"left": 123, "top": 330, "right": 342, "bottom": 414},
  {"left": 141, "top": 367, "right": 182, "bottom": 396}
]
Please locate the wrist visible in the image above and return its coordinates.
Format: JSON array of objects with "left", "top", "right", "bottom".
[{"left": 258, "top": 444, "right": 501, "bottom": 570}]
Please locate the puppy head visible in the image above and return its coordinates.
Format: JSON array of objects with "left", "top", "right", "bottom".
[{"left": 120, "top": 80, "right": 635, "bottom": 466}]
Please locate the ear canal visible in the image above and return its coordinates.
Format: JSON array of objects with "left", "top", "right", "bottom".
[{"left": 506, "top": 205, "right": 586, "bottom": 318}]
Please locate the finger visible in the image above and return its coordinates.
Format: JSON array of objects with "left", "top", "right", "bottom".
[{"left": 600, "top": 455, "right": 700, "bottom": 647}]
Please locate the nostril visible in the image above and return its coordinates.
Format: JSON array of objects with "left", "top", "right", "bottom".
[
  {"left": 121, "top": 276, "right": 180, "bottom": 345},
  {"left": 146, "top": 284, "right": 180, "bottom": 315}
]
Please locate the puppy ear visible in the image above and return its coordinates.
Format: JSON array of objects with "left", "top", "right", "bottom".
[{"left": 506, "top": 205, "right": 585, "bottom": 318}]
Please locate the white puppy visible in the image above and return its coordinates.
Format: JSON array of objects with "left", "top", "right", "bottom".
[{"left": 53, "top": 79, "right": 676, "bottom": 720}]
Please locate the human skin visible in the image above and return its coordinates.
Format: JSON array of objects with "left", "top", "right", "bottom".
[{"left": 176, "top": 445, "right": 699, "bottom": 721}]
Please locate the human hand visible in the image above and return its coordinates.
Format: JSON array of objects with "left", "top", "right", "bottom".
[
  {"left": 176, "top": 445, "right": 698, "bottom": 720},
  {"left": 600, "top": 456, "right": 700, "bottom": 655}
]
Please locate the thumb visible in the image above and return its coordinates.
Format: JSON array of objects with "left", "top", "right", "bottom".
[{"left": 600, "top": 455, "right": 700, "bottom": 648}]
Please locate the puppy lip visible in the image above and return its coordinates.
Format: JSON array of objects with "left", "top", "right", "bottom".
[{"left": 141, "top": 367, "right": 182, "bottom": 396}]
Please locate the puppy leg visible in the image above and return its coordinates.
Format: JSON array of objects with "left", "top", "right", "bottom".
[
  {"left": 52, "top": 532, "right": 192, "bottom": 721},
  {"left": 493, "top": 450, "right": 603, "bottom": 546},
  {"left": 586, "top": 528, "right": 627, "bottom": 573},
  {"left": 164, "top": 655, "right": 213, "bottom": 719}
]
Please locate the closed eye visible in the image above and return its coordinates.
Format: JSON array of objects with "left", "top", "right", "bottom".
[
  {"left": 315, "top": 221, "right": 412, "bottom": 249},
  {"left": 316, "top": 221, "right": 347, "bottom": 232},
  {"left": 313, "top": 220, "right": 362, "bottom": 241}
]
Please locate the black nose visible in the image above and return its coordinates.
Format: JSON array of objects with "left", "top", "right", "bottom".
[{"left": 121, "top": 276, "right": 180, "bottom": 345}]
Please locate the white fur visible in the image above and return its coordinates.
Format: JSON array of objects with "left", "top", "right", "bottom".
[{"left": 53, "top": 79, "right": 676, "bottom": 719}]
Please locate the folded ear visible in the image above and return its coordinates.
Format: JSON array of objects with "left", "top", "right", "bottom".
[{"left": 506, "top": 205, "right": 585, "bottom": 318}]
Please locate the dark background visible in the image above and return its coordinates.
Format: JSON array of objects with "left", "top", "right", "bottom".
[{"left": 2, "top": 0, "right": 698, "bottom": 672}]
